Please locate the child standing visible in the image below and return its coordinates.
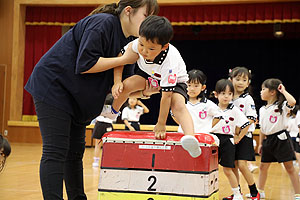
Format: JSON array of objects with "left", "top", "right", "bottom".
[
  {"left": 103, "top": 15, "right": 202, "bottom": 158},
  {"left": 287, "top": 105, "right": 300, "bottom": 171},
  {"left": 174, "top": 69, "right": 221, "bottom": 144},
  {"left": 257, "top": 78, "right": 300, "bottom": 199},
  {"left": 0, "top": 134, "right": 11, "bottom": 173},
  {"left": 211, "top": 79, "right": 250, "bottom": 200},
  {"left": 122, "top": 98, "right": 149, "bottom": 131},
  {"left": 224, "top": 67, "right": 260, "bottom": 200},
  {"left": 91, "top": 94, "right": 114, "bottom": 168}
]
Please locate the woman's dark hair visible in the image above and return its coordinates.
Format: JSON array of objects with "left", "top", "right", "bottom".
[
  {"left": 187, "top": 69, "right": 207, "bottom": 99},
  {"left": 215, "top": 79, "right": 234, "bottom": 94},
  {"left": 139, "top": 15, "right": 173, "bottom": 46},
  {"left": 89, "top": 0, "right": 159, "bottom": 16},
  {"left": 0, "top": 134, "right": 11, "bottom": 172},
  {"left": 262, "top": 78, "right": 285, "bottom": 114},
  {"left": 229, "top": 66, "right": 252, "bottom": 94}
]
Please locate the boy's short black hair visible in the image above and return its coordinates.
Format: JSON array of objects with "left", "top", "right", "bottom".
[{"left": 139, "top": 15, "right": 173, "bottom": 46}]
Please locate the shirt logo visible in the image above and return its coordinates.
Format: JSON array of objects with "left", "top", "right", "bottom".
[
  {"left": 222, "top": 125, "right": 231, "bottom": 134},
  {"left": 148, "top": 77, "right": 159, "bottom": 88},
  {"left": 168, "top": 74, "right": 177, "bottom": 84},
  {"left": 199, "top": 111, "right": 207, "bottom": 119},
  {"left": 269, "top": 115, "right": 277, "bottom": 123}
]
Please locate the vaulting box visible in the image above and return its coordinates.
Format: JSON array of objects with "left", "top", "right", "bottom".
[{"left": 98, "top": 131, "right": 219, "bottom": 200}]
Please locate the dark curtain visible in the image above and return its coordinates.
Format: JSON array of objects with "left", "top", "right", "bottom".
[{"left": 23, "top": 25, "right": 61, "bottom": 115}]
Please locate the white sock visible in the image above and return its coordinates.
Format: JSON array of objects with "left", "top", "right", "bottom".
[
  {"left": 232, "top": 187, "right": 241, "bottom": 196},
  {"left": 93, "top": 157, "right": 99, "bottom": 163},
  {"left": 258, "top": 189, "right": 264, "bottom": 193}
]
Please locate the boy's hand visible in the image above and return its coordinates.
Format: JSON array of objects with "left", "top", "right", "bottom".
[
  {"left": 112, "top": 81, "right": 123, "bottom": 99},
  {"left": 122, "top": 43, "right": 139, "bottom": 64},
  {"left": 154, "top": 122, "right": 166, "bottom": 139}
]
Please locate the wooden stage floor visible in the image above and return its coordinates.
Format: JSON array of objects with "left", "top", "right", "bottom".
[{"left": 0, "top": 143, "right": 297, "bottom": 200}]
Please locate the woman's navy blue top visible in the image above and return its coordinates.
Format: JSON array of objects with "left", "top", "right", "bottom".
[{"left": 25, "top": 13, "right": 134, "bottom": 125}]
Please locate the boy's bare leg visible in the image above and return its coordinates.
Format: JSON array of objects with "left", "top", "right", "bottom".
[
  {"left": 170, "top": 93, "right": 194, "bottom": 135},
  {"left": 112, "top": 75, "right": 146, "bottom": 111},
  {"left": 171, "top": 93, "right": 201, "bottom": 158}
]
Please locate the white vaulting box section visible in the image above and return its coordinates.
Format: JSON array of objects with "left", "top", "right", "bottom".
[{"left": 98, "top": 131, "right": 219, "bottom": 200}]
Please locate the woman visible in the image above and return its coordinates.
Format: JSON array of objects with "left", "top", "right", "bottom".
[{"left": 24, "top": 1, "right": 159, "bottom": 199}]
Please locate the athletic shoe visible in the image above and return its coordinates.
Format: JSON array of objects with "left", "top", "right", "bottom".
[
  {"left": 249, "top": 192, "right": 260, "bottom": 200},
  {"left": 246, "top": 192, "right": 265, "bottom": 199},
  {"left": 248, "top": 164, "right": 259, "bottom": 173},
  {"left": 222, "top": 194, "right": 233, "bottom": 200},
  {"left": 100, "top": 105, "right": 119, "bottom": 121},
  {"left": 232, "top": 194, "right": 244, "bottom": 200},
  {"left": 180, "top": 135, "right": 201, "bottom": 158},
  {"left": 92, "top": 162, "right": 99, "bottom": 167}
]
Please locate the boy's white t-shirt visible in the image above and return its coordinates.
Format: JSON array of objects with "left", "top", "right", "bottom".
[
  {"left": 121, "top": 105, "right": 144, "bottom": 122},
  {"left": 178, "top": 98, "right": 222, "bottom": 134},
  {"left": 211, "top": 103, "right": 250, "bottom": 136},
  {"left": 259, "top": 101, "right": 294, "bottom": 135},
  {"left": 125, "top": 38, "right": 188, "bottom": 91},
  {"left": 232, "top": 93, "right": 257, "bottom": 133}
]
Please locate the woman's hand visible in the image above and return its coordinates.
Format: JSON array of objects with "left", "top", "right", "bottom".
[{"left": 112, "top": 81, "right": 123, "bottom": 99}]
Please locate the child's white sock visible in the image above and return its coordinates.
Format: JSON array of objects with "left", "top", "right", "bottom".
[
  {"left": 93, "top": 157, "right": 100, "bottom": 163},
  {"left": 232, "top": 187, "right": 241, "bottom": 196}
]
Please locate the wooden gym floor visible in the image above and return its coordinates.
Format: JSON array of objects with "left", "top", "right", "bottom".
[{"left": 0, "top": 143, "right": 297, "bottom": 200}]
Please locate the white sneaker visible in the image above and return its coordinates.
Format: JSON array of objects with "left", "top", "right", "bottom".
[
  {"left": 100, "top": 105, "right": 119, "bottom": 120},
  {"left": 180, "top": 135, "right": 201, "bottom": 158},
  {"left": 232, "top": 194, "right": 243, "bottom": 200},
  {"left": 92, "top": 162, "right": 99, "bottom": 167},
  {"left": 245, "top": 192, "right": 265, "bottom": 199}
]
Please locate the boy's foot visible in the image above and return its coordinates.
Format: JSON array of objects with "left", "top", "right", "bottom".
[
  {"left": 180, "top": 135, "right": 201, "bottom": 158},
  {"left": 222, "top": 194, "right": 233, "bottom": 200},
  {"left": 100, "top": 105, "right": 119, "bottom": 121},
  {"left": 246, "top": 192, "right": 265, "bottom": 199}
]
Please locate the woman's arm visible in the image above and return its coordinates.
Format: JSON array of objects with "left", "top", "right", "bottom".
[{"left": 82, "top": 43, "right": 139, "bottom": 74}]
